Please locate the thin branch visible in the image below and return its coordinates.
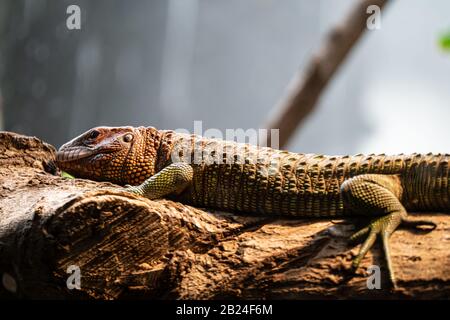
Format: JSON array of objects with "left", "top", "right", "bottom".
[{"left": 262, "top": 0, "right": 390, "bottom": 148}]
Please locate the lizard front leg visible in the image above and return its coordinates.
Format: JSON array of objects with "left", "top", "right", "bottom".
[
  {"left": 124, "top": 162, "right": 194, "bottom": 200},
  {"left": 341, "top": 174, "right": 436, "bottom": 288}
]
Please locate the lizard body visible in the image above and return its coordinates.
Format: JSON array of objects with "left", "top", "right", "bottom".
[{"left": 56, "top": 126, "right": 449, "bottom": 287}]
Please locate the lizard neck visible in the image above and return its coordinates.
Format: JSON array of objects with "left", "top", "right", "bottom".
[{"left": 120, "top": 126, "right": 164, "bottom": 185}]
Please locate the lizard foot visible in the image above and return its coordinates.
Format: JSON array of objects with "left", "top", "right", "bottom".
[
  {"left": 348, "top": 212, "right": 436, "bottom": 289},
  {"left": 340, "top": 174, "right": 438, "bottom": 289},
  {"left": 122, "top": 163, "right": 194, "bottom": 200},
  {"left": 123, "top": 184, "right": 145, "bottom": 196},
  {"left": 349, "top": 211, "right": 402, "bottom": 289}
]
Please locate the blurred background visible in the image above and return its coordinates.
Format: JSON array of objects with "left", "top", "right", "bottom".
[{"left": 0, "top": 0, "right": 449, "bottom": 154}]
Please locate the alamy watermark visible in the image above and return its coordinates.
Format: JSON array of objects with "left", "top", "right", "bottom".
[
  {"left": 66, "top": 265, "right": 81, "bottom": 290},
  {"left": 366, "top": 265, "right": 381, "bottom": 289},
  {"left": 366, "top": 5, "right": 381, "bottom": 30},
  {"left": 168, "top": 121, "right": 281, "bottom": 171},
  {"left": 66, "top": 5, "right": 81, "bottom": 30}
]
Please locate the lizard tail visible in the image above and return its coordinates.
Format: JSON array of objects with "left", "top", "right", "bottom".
[{"left": 403, "top": 154, "right": 450, "bottom": 211}]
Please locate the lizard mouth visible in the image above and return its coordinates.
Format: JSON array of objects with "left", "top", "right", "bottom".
[{"left": 56, "top": 148, "right": 95, "bottom": 162}]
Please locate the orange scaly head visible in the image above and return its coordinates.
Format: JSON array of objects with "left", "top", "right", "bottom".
[{"left": 56, "top": 126, "right": 162, "bottom": 185}]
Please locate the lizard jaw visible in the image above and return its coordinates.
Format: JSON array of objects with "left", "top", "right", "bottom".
[{"left": 56, "top": 148, "right": 95, "bottom": 162}]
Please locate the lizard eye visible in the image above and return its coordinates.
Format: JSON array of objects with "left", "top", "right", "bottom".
[
  {"left": 123, "top": 133, "right": 133, "bottom": 142},
  {"left": 89, "top": 130, "right": 100, "bottom": 139}
]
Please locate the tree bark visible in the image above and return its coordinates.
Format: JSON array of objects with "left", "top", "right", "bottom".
[{"left": 0, "top": 132, "right": 448, "bottom": 299}]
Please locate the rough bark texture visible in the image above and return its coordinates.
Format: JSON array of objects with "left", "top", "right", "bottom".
[{"left": 0, "top": 132, "right": 448, "bottom": 299}]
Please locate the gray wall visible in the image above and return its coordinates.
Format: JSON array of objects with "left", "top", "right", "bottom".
[{"left": 1, "top": 0, "right": 449, "bottom": 154}]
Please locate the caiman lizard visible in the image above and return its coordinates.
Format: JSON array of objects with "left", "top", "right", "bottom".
[{"left": 56, "top": 126, "right": 449, "bottom": 288}]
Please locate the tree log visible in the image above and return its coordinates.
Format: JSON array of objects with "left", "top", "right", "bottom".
[{"left": 0, "top": 132, "right": 448, "bottom": 299}]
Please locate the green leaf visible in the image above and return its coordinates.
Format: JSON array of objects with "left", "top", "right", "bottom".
[
  {"left": 439, "top": 32, "right": 450, "bottom": 51},
  {"left": 61, "top": 171, "right": 75, "bottom": 179}
]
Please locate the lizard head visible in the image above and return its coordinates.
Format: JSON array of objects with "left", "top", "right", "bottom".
[{"left": 56, "top": 126, "right": 162, "bottom": 185}]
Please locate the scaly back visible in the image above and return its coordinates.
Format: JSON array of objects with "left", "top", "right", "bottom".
[{"left": 154, "top": 131, "right": 450, "bottom": 216}]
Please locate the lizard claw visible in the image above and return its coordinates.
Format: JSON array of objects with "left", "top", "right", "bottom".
[
  {"left": 348, "top": 212, "right": 403, "bottom": 289},
  {"left": 401, "top": 218, "right": 437, "bottom": 232}
]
